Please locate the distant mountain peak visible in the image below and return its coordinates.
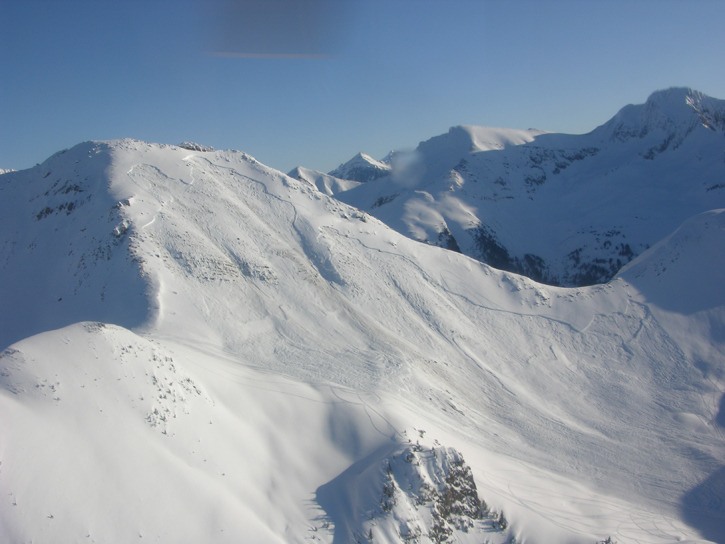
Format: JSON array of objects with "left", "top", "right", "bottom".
[
  {"left": 328, "top": 151, "right": 391, "bottom": 182},
  {"left": 599, "top": 87, "right": 725, "bottom": 141},
  {"left": 332, "top": 87, "right": 725, "bottom": 287},
  {"left": 419, "top": 125, "right": 540, "bottom": 156},
  {"left": 352, "top": 151, "right": 375, "bottom": 162},
  {"left": 645, "top": 86, "right": 696, "bottom": 104},
  {"left": 643, "top": 87, "right": 708, "bottom": 125}
]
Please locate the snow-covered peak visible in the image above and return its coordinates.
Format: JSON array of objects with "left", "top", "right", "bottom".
[
  {"left": 328, "top": 151, "right": 391, "bottom": 182},
  {"left": 357, "top": 151, "right": 384, "bottom": 165},
  {"left": 428, "top": 125, "right": 541, "bottom": 153},
  {"left": 412, "top": 125, "right": 541, "bottom": 184},
  {"left": 595, "top": 87, "right": 725, "bottom": 141},
  {"left": 332, "top": 87, "right": 725, "bottom": 287},
  {"left": 416, "top": 125, "right": 539, "bottom": 164}
]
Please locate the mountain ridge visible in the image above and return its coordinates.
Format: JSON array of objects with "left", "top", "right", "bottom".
[
  {"left": 316, "top": 87, "right": 725, "bottom": 286},
  {"left": 1, "top": 94, "right": 724, "bottom": 542}
]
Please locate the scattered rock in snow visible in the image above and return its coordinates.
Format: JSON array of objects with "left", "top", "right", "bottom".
[{"left": 178, "top": 142, "right": 215, "bottom": 152}]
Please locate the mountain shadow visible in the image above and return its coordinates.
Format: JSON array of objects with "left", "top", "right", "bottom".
[{"left": 681, "top": 464, "right": 725, "bottom": 543}]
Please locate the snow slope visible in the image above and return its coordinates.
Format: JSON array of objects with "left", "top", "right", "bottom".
[
  {"left": 1, "top": 138, "right": 723, "bottom": 543},
  {"left": 328, "top": 88, "right": 725, "bottom": 286}
]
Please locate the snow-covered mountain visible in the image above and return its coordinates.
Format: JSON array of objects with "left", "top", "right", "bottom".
[
  {"left": 327, "top": 151, "right": 392, "bottom": 183},
  {"left": 318, "top": 88, "right": 725, "bottom": 286},
  {"left": 0, "top": 128, "right": 723, "bottom": 542}
]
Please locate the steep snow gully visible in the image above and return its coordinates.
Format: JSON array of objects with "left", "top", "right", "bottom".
[{"left": 1, "top": 91, "right": 724, "bottom": 544}]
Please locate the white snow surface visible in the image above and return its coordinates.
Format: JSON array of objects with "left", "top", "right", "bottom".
[{"left": 0, "top": 137, "right": 723, "bottom": 543}]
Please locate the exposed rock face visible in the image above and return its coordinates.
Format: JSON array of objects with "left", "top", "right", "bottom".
[{"left": 318, "top": 439, "right": 514, "bottom": 544}]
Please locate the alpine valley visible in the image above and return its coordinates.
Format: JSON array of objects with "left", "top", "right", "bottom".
[{"left": 1, "top": 88, "right": 723, "bottom": 544}]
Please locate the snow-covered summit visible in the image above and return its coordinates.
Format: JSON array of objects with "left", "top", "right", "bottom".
[
  {"left": 328, "top": 151, "right": 391, "bottom": 182},
  {"left": 420, "top": 124, "right": 541, "bottom": 155},
  {"left": 412, "top": 125, "right": 542, "bottom": 184},
  {"left": 594, "top": 87, "right": 725, "bottom": 141}
]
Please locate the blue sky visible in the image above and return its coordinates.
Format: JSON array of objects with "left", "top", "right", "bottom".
[{"left": 2, "top": 0, "right": 724, "bottom": 173}]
